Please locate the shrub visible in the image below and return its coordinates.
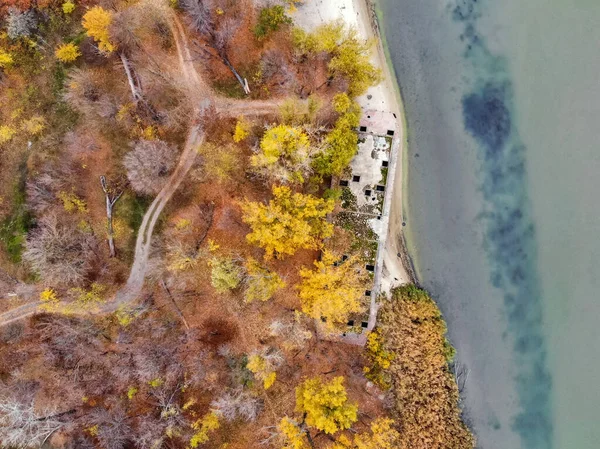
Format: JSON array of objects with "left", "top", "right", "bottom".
[
  {"left": 330, "top": 417, "right": 400, "bottom": 449},
  {"left": 20, "top": 116, "right": 46, "bottom": 136},
  {"left": 190, "top": 412, "right": 220, "bottom": 448},
  {"left": 363, "top": 329, "right": 394, "bottom": 389},
  {"left": 251, "top": 125, "right": 313, "bottom": 184},
  {"left": 246, "top": 349, "right": 283, "bottom": 390},
  {"left": 62, "top": 0, "right": 76, "bottom": 14},
  {"left": 58, "top": 190, "right": 87, "bottom": 213},
  {"left": 197, "top": 143, "right": 241, "bottom": 184},
  {"left": 244, "top": 257, "right": 285, "bottom": 303},
  {"left": 0, "top": 125, "right": 17, "bottom": 143},
  {"left": 0, "top": 50, "right": 14, "bottom": 68},
  {"left": 233, "top": 117, "right": 250, "bottom": 142},
  {"left": 253, "top": 6, "right": 292, "bottom": 39},
  {"left": 210, "top": 256, "right": 243, "bottom": 293}
]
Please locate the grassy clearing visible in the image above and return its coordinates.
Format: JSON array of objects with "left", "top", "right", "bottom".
[{"left": 0, "top": 163, "right": 33, "bottom": 263}]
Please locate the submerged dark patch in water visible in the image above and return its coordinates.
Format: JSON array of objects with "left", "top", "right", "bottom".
[
  {"left": 463, "top": 84, "right": 511, "bottom": 153},
  {"left": 452, "top": 0, "right": 554, "bottom": 448}
]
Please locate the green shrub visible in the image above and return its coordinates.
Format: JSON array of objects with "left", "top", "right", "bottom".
[
  {"left": 253, "top": 6, "right": 292, "bottom": 39},
  {"left": 363, "top": 329, "right": 395, "bottom": 389},
  {"left": 0, "top": 167, "right": 33, "bottom": 263},
  {"left": 313, "top": 95, "right": 361, "bottom": 176},
  {"left": 210, "top": 256, "right": 243, "bottom": 293}
]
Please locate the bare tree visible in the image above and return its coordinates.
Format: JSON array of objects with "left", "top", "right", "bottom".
[
  {"left": 100, "top": 176, "right": 124, "bottom": 257},
  {"left": 64, "top": 130, "right": 100, "bottom": 155},
  {"left": 181, "top": 0, "right": 215, "bottom": 36},
  {"left": 160, "top": 279, "right": 190, "bottom": 329},
  {"left": 123, "top": 139, "right": 178, "bottom": 195},
  {"left": 182, "top": 0, "right": 250, "bottom": 94},
  {"left": 211, "top": 388, "right": 263, "bottom": 422},
  {"left": 36, "top": 315, "right": 105, "bottom": 372},
  {"left": 6, "top": 7, "right": 37, "bottom": 40},
  {"left": 260, "top": 49, "right": 298, "bottom": 95},
  {"left": 23, "top": 214, "right": 97, "bottom": 286},
  {"left": 108, "top": 1, "right": 179, "bottom": 118},
  {"left": 0, "top": 385, "right": 64, "bottom": 448},
  {"left": 269, "top": 316, "right": 312, "bottom": 351},
  {"left": 63, "top": 69, "right": 120, "bottom": 120},
  {"left": 90, "top": 406, "right": 133, "bottom": 449},
  {"left": 132, "top": 419, "right": 166, "bottom": 449},
  {"left": 26, "top": 172, "right": 63, "bottom": 214}
]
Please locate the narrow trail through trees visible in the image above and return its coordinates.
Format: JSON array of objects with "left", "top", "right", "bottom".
[{"left": 0, "top": 14, "right": 281, "bottom": 326}]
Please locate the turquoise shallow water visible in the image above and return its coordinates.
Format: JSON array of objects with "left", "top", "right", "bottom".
[{"left": 378, "top": 0, "right": 600, "bottom": 448}]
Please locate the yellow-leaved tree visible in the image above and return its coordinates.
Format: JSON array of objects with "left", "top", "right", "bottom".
[
  {"left": 82, "top": 6, "right": 115, "bottom": 53},
  {"left": 246, "top": 348, "right": 283, "bottom": 390},
  {"left": 209, "top": 256, "right": 243, "bottom": 293},
  {"left": 313, "top": 93, "right": 362, "bottom": 176},
  {"left": 251, "top": 125, "right": 313, "bottom": 184},
  {"left": 0, "top": 125, "right": 17, "bottom": 144},
  {"left": 329, "top": 417, "right": 400, "bottom": 449},
  {"left": 190, "top": 412, "right": 220, "bottom": 448},
  {"left": 296, "top": 376, "right": 357, "bottom": 434},
  {"left": 55, "top": 42, "right": 81, "bottom": 62},
  {"left": 244, "top": 257, "right": 285, "bottom": 303},
  {"left": 292, "top": 20, "right": 382, "bottom": 97},
  {"left": 241, "top": 186, "right": 334, "bottom": 259},
  {"left": 279, "top": 377, "right": 398, "bottom": 449},
  {"left": 297, "top": 251, "right": 365, "bottom": 331},
  {"left": 363, "top": 329, "right": 395, "bottom": 389},
  {"left": 0, "top": 50, "right": 14, "bottom": 68},
  {"left": 279, "top": 376, "right": 358, "bottom": 448},
  {"left": 233, "top": 117, "right": 251, "bottom": 142},
  {"left": 279, "top": 417, "right": 310, "bottom": 449}
]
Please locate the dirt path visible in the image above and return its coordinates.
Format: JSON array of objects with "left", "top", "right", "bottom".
[
  {"left": 0, "top": 302, "right": 39, "bottom": 326},
  {"left": 108, "top": 127, "right": 205, "bottom": 311},
  {"left": 106, "top": 16, "right": 209, "bottom": 310},
  {"left": 0, "top": 13, "right": 282, "bottom": 326}
]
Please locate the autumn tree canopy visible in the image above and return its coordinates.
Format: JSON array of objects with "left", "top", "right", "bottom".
[
  {"left": 295, "top": 376, "right": 358, "bottom": 434},
  {"left": 241, "top": 186, "right": 334, "bottom": 259},
  {"left": 297, "top": 251, "right": 365, "bottom": 331},
  {"left": 82, "top": 6, "right": 115, "bottom": 53},
  {"left": 251, "top": 125, "right": 314, "bottom": 184},
  {"left": 313, "top": 93, "right": 362, "bottom": 176},
  {"left": 292, "top": 20, "right": 382, "bottom": 97}
]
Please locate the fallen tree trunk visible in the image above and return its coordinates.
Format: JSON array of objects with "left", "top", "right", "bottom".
[
  {"left": 119, "top": 52, "right": 143, "bottom": 102},
  {"left": 100, "top": 176, "right": 123, "bottom": 258}
]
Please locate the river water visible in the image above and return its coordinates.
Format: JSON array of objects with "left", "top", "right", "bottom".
[{"left": 377, "top": 1, "right": 600, "bottom": 448}]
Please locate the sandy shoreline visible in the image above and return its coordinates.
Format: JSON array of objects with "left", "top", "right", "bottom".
[{"left": 294, "top": 0, "right": 413, "bottom": 294}]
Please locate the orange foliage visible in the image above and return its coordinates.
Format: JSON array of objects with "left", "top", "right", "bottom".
[
  {"left": 379, "top": 286, "right": 475, "bottom": 449},
  {"left": 1, "top": 0, "right": 52, "bottom": 15}
]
